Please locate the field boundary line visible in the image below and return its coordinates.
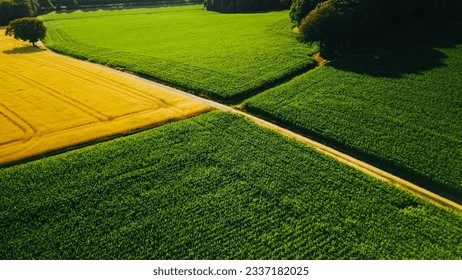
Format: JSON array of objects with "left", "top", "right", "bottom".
[
  {"left": 116, "top": 69, "right": 462, "bottom": 212},
  {"left": 43, "top": 47, "right": 462, "bottom": 212},
  {"left": 119, "top": 75, "right": 462, "bottom": 213}
]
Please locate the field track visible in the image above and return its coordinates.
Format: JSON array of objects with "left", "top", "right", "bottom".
[
  {"left": 0, "top": 31, "right": 460, "bottom": 212},
  {"left": 94, "top": 56, "right": 462, "bottom": 212},
  {"left": 155, "top": 88, "right": 462, "bottom": 212},
  {"left": 0, "top": 31, "right": 210, "bottom": 165}
]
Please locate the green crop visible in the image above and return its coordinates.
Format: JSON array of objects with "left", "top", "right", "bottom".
[
  {"left": 244, "top": 22, "right": 462, "bottom": 199},
  {"left": 41, "top": 5, "right": 317, "bottom": 101},
  {"left": 1, "top": 112, "right": 461, "bottom": 259}
]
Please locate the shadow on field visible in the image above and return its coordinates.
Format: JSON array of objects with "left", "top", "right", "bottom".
[
  {"left": 3, "top": 46, "right": 46, "bottom": 54},
  {"left": 330, "top": 21, "right": 462, "bottom": 78}
]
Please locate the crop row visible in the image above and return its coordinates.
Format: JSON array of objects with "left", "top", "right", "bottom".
[
  {"left": 41, "top": 5, "right": 317, "bottom": 101},
  {"left": 1, "top": 111, "right": 461, "bottom": 259},
  {"left": 244, "top": 22, "right": 462, "bottom": 199}
]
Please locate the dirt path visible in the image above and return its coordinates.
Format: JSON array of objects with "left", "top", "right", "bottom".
[
  {"left": 5, "top": 35, "right": 461, "bottom": 212},
  {"left": 104, "top": 63, "right": 462, "bottom": 212}
]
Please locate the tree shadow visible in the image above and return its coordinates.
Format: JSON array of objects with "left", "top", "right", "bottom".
[
  {"left": 329, "top": 21, "right": 462, "bottom": 78},
  {"left": 3, "top": 46, "right": 46, "bottom": 54}
]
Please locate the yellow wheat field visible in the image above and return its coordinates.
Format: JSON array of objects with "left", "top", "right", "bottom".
[{"left": 0, "top": 31, "right": 211, "bottom": 165}]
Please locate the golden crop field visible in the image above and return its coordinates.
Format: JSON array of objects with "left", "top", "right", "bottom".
[{"left": 0, "top": 31, "right": 211, "bottom": 165}]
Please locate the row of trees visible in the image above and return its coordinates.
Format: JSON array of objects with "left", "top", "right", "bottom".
[
  {"left": 0, "top": 0, "right": 202, "bottom": 47},
  {"left": 1, "top": 0, "right": 78, "bottom": 26},
  {"left": 203, "top": 0, "right": 291, "bottom": 13},
  {"left": 0, "top": 0, "right": 40, "bottom": 25},
  {"left": 76, "top": 0, "right": 200, "bottom": 5},
  {"left": 1, "top": 0, "right": 201, "bottom": 26},
  {"left": 291, "top": 0, "right": 462, "bottom": 56}
]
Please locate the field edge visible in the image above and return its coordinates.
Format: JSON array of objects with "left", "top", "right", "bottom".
[{"left": 241, "top": 102, "right": 462, "bottom": 206}]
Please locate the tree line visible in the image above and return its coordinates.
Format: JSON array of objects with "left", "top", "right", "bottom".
[
  {"left": 202, "top": 0, "right": 462, "bottom": 56},
  {"left": 290, "top": 0, "right": 462, "bottom": 56},
  {"left": 203, "top": 0, "right": 291, "bottom": 13},
  {"left": 1, "top": 0, "right": 39, "bottom": 25},
  {"left": 1, "top": 0, "right": 201, "bottom": 26},
  {"left": 66, "top": 0, "right": 201, "bottom": 9},
  {"left": 3, "top": 0, "right": 462, "bottom": 54}
]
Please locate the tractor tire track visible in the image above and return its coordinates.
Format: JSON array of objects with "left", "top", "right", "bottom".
[
  {"left": 15, "top": 55, "right": 184, "bottom": 118},
  {"left": 0, "top": 68, "right": 109, "bottom": 122},
  {"left": 0, "top": 102, "right": 36, "bottom": 143},
  {"left": 26, "top": 55, "right": 186, "bottom": 114},
  {"left": 24, "top": 55, "right": 159, "bottom": 104}
]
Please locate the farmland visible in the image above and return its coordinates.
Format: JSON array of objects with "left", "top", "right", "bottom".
[
  {"left": 1, "top": 2, "right": 461, "bottom": 262},
  {"left": 0, "top": 30, "right": 210, "bottom": 165},
  {"left": 1, "top": 111, "right": 462, "bottom": 259},
  {"left": 244, "top": 22, "right": 462, "bottom": 201},
  {"left": 41, "top": 5, "right": 318, "bottom": 101}
]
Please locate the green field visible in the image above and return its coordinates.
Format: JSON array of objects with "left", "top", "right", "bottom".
[
  {"left": 1, "top": 111, "right": 461, "bottom": 259},
  {"left": 41, "top": 5, "right": 317, "bottom": 101},
  {"left": 244, "top": 22, "right": 462, "bottom": 200}
]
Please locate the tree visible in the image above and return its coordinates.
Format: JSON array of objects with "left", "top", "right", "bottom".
[
  {"left": 297, "top": 0, "right": 462, "bottom": 56},
  {"left": 15, "top": 0, "right": 39, "bottom": 15},
  {"left": 299, "top": 0, "right": 341, "bottom": 56},
  {"left": 5, "top": 17, "right": 46, "bottom": 47},
  {"left": 38, "top": 0, "right": 55, "bottom": 10},
  {"left": 290, "top": 0, "right": 324, "bottom": 25},
  {"left": 0, "top": 0, "right": 16, "bottom": 26},
  {"left": 298, "top": 0, "right": 376, "bottom": 56}
]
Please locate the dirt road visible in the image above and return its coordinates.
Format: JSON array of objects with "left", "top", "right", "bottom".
[
  {"left": 111, "top": 61, "right": 462, "bottom": 212},
  {"left": 1, "top": 32, "right": 459, "bottom": 212}
]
